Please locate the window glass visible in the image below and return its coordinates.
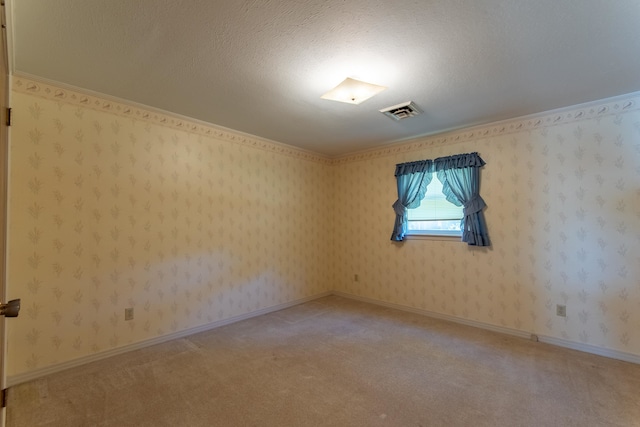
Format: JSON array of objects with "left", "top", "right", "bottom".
[{"left": 407, "top": 175, "right": 463, "bottom": 235}]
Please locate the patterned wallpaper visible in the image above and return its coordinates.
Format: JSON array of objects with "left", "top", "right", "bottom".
[
  {"left": 333, "top": 98, "right": 640, "bottom": 358},
  {"left": 7, "top": 79, "right": 333, "bottom": 378},
  {"left": 7, "top": 77, "right": 640, "bottom": 381}
]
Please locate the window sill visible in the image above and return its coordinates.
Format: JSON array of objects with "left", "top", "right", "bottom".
[{"left": 404, "top": 233, "right": 462, "bottom": 242}]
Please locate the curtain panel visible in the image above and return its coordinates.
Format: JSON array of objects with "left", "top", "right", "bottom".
[
  {"left": 391, "top": 152, "right": 490, "bottom": 246},
  {"left": 390, "top": 161, "right": 433, "bottom": 241}
]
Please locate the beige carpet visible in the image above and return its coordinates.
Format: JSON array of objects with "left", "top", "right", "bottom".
[{"left": 7, "top": 295, "right": 640, "bottom": 426}]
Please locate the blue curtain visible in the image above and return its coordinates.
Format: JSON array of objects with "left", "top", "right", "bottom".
[
  {"left": 435, "top": 153, "right": 490, "bottom": 246},
  {"left": 390, "top": 160, "right": 433, "bottom": 241},
  {"left": 391, "top": 152, "right": 489, "bottom": 246}
]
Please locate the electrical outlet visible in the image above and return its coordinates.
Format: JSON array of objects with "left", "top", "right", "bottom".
[
  {"left": 556, "top": 304, "right": 566, "bottom": 317},
  {"left": 125, "top": 307, "right": 134, "bottom": 321},
  {"left": 354, "top": 274, "right": 359, "bottom": 282}
]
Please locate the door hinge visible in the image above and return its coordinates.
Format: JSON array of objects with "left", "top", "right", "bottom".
[
  {"left": 5, "top": 107, "right": 10, "bottom": 126},
  {"left": 0, "top": 388, "right": 7, "bottom": 408}
]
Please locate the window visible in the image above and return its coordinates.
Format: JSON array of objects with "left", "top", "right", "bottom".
[
  {"left": 390, "top": 152, "right": 489, "bottom": 246},
  {"left": 406, "top": 174, "right": 463, "bottom": 236}
]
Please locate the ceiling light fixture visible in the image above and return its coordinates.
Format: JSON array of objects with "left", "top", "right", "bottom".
[{"left": 320, "top": 77, "right": 387, "bottom": 105}]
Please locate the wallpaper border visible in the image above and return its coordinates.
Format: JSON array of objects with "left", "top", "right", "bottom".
[
  {"left": 12, "top": 74, "right": 332, "bottom": 165},
  {"left": 333, "top": 292, "right": 640, "bottom": 365},
  {"left": 7, "top": 291, "right": 332, "bottom": 387},
  {"left": 13, "top": 74, "right": 640, "bottom": 166},
  {"left": 332, "top": 92, "right": 640, "bottom": 164}
]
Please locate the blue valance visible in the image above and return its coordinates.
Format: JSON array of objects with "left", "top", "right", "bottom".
[
  {"left": 394, "top": 159, "right": 433, "bottom": 176},
  {"left": 394, "top": 153, "right": 485, "bottom": 177},
  {"left": 433, "top": 152, "right": 486, "bottom": 170}
]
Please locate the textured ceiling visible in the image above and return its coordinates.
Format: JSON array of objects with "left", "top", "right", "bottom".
[{"left": 8, "top": 0, "right": 640, "bottom": 156}]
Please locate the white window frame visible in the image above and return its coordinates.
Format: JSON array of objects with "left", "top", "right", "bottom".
[{"left": 405, "top": 174, "right": 463, "bottom": 238}]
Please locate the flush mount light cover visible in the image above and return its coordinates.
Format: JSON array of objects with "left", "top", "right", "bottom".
[{"left": 321, "top": 77, "right": 387, "bottom": 105}]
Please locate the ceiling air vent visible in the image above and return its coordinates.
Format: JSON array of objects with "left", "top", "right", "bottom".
[{"left": 380, "top": 101, "right": 422, "bottom": 121}]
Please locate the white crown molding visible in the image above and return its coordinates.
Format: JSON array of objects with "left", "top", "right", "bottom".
[
  {"left": 332, "top": 91, "right": 640, "bottom": 165},
  {"left": 13, "top": 74, "right": 640, "bottom": 166},
  {"left": 12, "top": 74, "right": 332, "bottom": 165}
]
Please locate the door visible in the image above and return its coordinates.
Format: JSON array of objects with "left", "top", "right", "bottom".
[{"left": 0, "top": 2, "right": 9, "bottom": 426}]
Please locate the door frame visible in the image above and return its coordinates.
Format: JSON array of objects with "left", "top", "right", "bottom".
[{"left": 0, "top": 1, "right": 10, "bottom": 425}]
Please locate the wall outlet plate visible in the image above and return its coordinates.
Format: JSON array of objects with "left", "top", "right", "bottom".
[
  {"left": 556, "top": 304, "right": 566, "bottom": 317},
  {"left": 125, "top": 307, "right": 134, "bottom": 321}
]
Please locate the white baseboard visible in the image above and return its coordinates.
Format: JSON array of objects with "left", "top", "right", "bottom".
[
  {"left": 331, "top": 291, "right": 531, "bottom": 339},
  {"left": 6, "top": 291, "right": 332, "bottom": 386},
  {"left": 8, "top": 289, "right": 639, "bottom": 386},
  {"left": 332, "top": 291, "right": 640, "bottom": 365},
  {"left": 536, "top": 335, "right": 640, "bottom": 364}
]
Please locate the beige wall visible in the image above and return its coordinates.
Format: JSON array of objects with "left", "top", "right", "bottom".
[
  {"left": 7, "top": 78, "right": 333, "bottom": 378},
  {"left": 333, "top": 97, "right": 640, "bottom": 358},
  {"left": 6, "top": 77, "right": 640, "bottom": 381}
]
